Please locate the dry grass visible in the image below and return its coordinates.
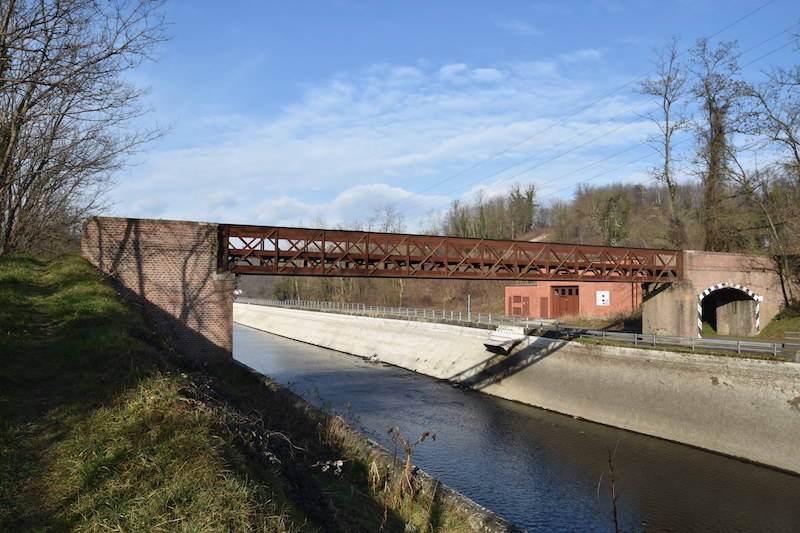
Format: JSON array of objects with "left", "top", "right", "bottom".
[
  {"left": 0, "top": 254, "right": 313, "bottom": 532},
  {"left": 205, "top": 364, "right": 473, "bottom": 533},
  {"left": 0, "top": 253, "right": 478, "bottom": 532}
]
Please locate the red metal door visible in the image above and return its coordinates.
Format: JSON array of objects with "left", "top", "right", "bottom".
[
  {"left": 550, "top": 286, "right": 579, "bottom": 318},
  {"left": 540, "top": 297, "right": 549, "bottom": 318},
  {"left": 510, "top": 295, "right": 530, "bottom": 316}
]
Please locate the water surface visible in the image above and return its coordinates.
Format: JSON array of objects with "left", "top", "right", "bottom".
[{"left": 234, "top": 324, "right": 800, "bottom": 533}]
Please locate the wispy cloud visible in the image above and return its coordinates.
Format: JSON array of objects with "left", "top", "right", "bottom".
[
  {"left": 559, "top": 48, "right": 604, "bottom": 63},
  {"left": 112, "top": 49, "right": 656, "bottom": 230},
  {"left": 494, "top": 18, "right": 542, "bottom": 37}
]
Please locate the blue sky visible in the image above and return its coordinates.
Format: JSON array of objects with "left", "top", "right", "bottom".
[{"left": 111, "top": 0, "right": 800, "bottom": 230}]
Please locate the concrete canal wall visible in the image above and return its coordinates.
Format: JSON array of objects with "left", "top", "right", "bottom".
[{"left": 233, "top": 303, "right": 800, "bottom": 474}]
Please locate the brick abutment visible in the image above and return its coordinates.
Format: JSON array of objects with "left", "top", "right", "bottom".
[{"left": 81, "top": 216, "right": 234, "bottom": 361}]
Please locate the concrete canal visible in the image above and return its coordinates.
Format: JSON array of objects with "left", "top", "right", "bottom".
[{"left": 234, "top": 324, "right": 800, "bottom": 533}]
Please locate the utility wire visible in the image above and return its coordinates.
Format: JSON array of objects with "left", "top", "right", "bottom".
[
  {"left": 534, "top": 137, "right": 763, "bottom": 206},
  {"left": 396, "top": 21, "right": 797, "bottom": 219},
  {"left": 385, "top": 0, "right": 779, "bottom": 214}
]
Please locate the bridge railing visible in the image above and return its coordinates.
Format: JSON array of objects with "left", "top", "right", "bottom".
[
  {"left": 235, "top": 297, "right": 551, "bottom": 329},
  {"left": 577, "top": 330, "right": 790, "bottom": 357},
  {"left": 785, "top": 331, "right": 800, "bottom": 353},
  {"left": 235, "top": 298, "right": 797, "bottom": 361}
]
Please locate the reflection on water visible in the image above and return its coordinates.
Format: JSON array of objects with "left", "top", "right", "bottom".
[{"left": 234, "top": 324, "right": 800, "bottom": 533}]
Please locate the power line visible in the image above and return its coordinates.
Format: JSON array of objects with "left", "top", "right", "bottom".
[
  {"left": 384, "top": 0, "right": 779, "bottom": 215},
  {"left": 396, "top": 22, "right": 797, "bottom": 219},
  {"left": 535, "top": 138, "right": 764, "bottom": 205}
]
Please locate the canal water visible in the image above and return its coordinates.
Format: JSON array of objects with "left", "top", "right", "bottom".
[{"left": 234, "top": 324, "right": 800, "bottom": 533}]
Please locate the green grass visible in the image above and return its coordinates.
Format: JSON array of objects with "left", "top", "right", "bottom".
[
  {"left": 0, "top": 254, "right": 477, "bottom": 533},
  {"left": 0, "top": 254, "right": 310, "bottom": 532},
  {"left": 758, "top": 307, "right": 800, "bottom": 340},
  {"left": 700, "top": 312, "right": 800, "bottom": 341}
]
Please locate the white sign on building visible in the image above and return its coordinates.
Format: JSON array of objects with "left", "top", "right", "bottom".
[{"left": 596, "top": 290, "right": 610, "bottom": 307}]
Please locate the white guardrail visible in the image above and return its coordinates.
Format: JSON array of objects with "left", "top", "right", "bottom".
[{"left": 236, "top": 298, "right": 799, "bottom": 360}]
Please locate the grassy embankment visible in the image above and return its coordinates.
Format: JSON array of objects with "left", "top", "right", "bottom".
[
  {"left": 0, "top": 254, "right": 471, "bottom": 532},
  {"left": 699, "top": 309, "right": 800, "bottom": 341},
  {"left": 758, "top": 308, "right": 800, "bottom": 339}
]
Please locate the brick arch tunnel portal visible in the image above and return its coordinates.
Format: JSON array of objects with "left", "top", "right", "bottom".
[{"left": 698, "top": 284, "right": 762, "bottom": 337}]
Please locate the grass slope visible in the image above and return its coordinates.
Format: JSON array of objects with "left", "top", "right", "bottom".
[
  {"left": 758, "top": 307, "right": 800, "bottom": 340},
  {"left": 0, "top": 254, "right": 474, "bottom": 533},
  {"left": 0, "top": 254, "right": 310, "bottom": 531}
]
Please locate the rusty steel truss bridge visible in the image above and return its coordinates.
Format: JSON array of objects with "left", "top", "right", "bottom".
[{"left": 218, "top": 225, "right": 682, "bottom": 282}]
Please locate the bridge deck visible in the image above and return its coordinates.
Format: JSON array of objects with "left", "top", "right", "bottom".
[{"left": 220, "top": 225, "right": 682, "bottom": 282}]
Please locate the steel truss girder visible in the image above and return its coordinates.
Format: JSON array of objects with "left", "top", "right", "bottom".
[{"left": 219, "top": 225, "right": 683, "bottom": 282}]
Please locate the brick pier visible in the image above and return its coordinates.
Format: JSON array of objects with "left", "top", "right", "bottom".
[{"left": 81, "top": 217, "right": 234, "bottom": 361}]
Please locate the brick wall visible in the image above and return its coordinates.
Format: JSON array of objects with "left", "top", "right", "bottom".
[
  {"left": 643, "top": 250, "right": 788, "bottom": 337},
  {"left": 81, "top": 217, "right": 234, "bottom": 361},
  {"left": 504, "top": 282, "right": 642, "bottom": 319}
]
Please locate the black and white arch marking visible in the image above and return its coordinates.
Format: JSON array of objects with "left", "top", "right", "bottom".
[{"left": 697, "top": 282, "right": 763, "bottom": 337}]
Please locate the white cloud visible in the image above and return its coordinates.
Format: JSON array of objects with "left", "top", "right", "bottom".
[
  {"left": 438, "top": 63, "right": 468, "bottom": 80},
  {"left": 253, "top": 184, "right": 447, "bottom": 228},
  {"left": 494, "top": 18, "right": 541, "bottom": 36},
  {"left": 470, "top": 68, "right": 503, "bottom": 82},
  {"left": 559, "top": 48, "right": 603, "bottom": 63},
  {"left": 112, "top": 50, "right": 655, "bottom": 230}
]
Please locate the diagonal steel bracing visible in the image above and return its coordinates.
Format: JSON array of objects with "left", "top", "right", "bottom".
[{"left": 219, "top": 225, "right": 683, "bottom": 282}]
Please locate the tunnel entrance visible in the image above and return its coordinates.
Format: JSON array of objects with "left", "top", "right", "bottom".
[{"left": 698, "top": 284, "right": 761, "bottom": 337}]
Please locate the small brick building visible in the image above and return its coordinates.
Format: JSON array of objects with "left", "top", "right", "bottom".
[{"left": 505, "top": 282, "right": 642, "bottom": 319}]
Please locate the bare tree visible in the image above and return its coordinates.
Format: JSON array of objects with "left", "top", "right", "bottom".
[
  {"left": 727, "top": 151, "right": 797, "bottom": 306},
  {"left": 0, "top": 0, "right": 166, "bottom": 254},
  {"left": 367, "top": 204, "right": 406, "bottom": 233},
  {"left": 367, "top": 205, "right": 407, "bottom": 305},
  {"left": 689, "top": 38, "right": 748, "bottom": 252},
  {"left": 745, "top": 66, "right": 800, "bottom": 182},
  {"left": 508, "top": 182, "right": 536, "bottom": 239},
  {"left": 638, "top": 36, "right": 690, "bottom": 247}
]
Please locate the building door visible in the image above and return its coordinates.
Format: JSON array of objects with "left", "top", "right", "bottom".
[
  {"left": 510, "top": 295, "right": 530, "bottom": 316},
  {"left": 551, "top": 286, "right": 579, "bottom": 318}
]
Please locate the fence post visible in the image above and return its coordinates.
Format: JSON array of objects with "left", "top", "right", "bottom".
[
  {"left": 652, "top": 333, "right": 656, "bottom": 347},
  {"left": 737, "top": 340, "right": 741, "bottom": 354},
  {"left": 601, "top": 330, "right": 605, "bottom": 344}
]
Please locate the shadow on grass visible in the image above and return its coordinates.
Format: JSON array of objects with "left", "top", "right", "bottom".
[
  {"left": 2, "top": 253, "right": 412, "bottom": 532},
  {"left": 203, "top": 361, "right": 412, "bottom": 532},
  {"left": 0, "top": 255, "right": 172, "bottom": 531}
]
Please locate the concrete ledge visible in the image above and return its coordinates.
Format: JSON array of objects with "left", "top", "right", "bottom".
[{"left": 234, "top": 303, "right": 800, "bottom": 474}]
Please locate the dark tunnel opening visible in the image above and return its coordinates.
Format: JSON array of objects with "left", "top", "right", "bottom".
[{"left": 700, "top": 287, "right": 755, "bottom": 336}]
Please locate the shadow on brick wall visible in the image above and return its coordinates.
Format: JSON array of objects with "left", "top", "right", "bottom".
[{"left": 83, "top": 217, "right": 233, "bottom": 363}]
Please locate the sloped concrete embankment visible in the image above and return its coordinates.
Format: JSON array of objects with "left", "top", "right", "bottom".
[{"left": 233, "top": 303, "right": 800, "bottom": 474}]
